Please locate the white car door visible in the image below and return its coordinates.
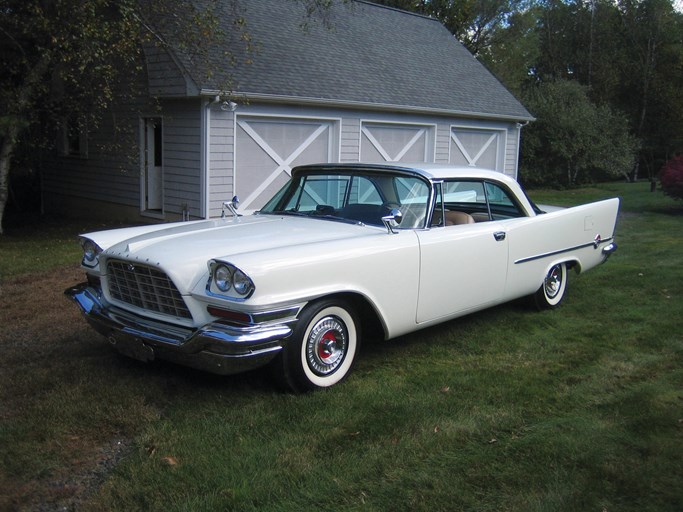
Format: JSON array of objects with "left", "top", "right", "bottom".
[{"left": 415, "top": 221, "right": 508, "bottom": 324}]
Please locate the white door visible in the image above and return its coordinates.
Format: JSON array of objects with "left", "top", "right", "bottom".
[
  {"left": 450, "top": 127, "right": 504, "bottom": 171},
  {"left": 416, "top": 223, "right": 508, "bottom": 323},
  {"left": 235, "top": 116, "right": 336, "bottom": 210},
  {"left": 143, "top": 118, "right": 163, "bottom": 211},
  {"left": 361, "top": 122, "right": 432, "bottom": 162}
]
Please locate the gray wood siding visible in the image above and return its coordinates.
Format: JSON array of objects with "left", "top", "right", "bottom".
[
  {"left": 340, "top": 116, "right": 361, "bottom": 162},
  {"left": 208, "top": 107, "right": 235, "bottom": 218},
  {"left": 143, "top": 44, "right": 196, "bottom": 97},
  {"left": 44, "top": 97, "right": 521, "bottom": 221},
  {"left": 42, "top": 70, "right": 151, "bottom": 211},
  {"left": 505, "top": 123, "right": 521, "bottom": 178},
  {"left": 162, "top": 100, "right": 202, "bottom": 217}
]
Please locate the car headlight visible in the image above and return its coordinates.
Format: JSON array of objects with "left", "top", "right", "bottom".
[
  {"left": 214, "top": 264, "right": 233, "bottom": 292},
  {"left": 211, "top": 261, "right": 254, "bottom": 297},
  {"left": 80, "top": 238, "right": 102, "bottom": 267},
  {"left": 232, "top": 269, "right": 252, "bottom": 295}
]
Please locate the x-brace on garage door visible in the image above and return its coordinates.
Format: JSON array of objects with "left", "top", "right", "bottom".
[{"left": 235, "top": 116, "right": 337, "bottom": 210}]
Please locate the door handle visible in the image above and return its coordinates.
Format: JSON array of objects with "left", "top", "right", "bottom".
[{"left": 494, "top": 231, "right": 506, "bottom": 242}]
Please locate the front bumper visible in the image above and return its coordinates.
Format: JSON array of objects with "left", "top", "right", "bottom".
[{"left": 65, "top": 283, "right": 293, "bottom": 375}]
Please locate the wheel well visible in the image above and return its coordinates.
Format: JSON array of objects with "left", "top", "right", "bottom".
[
  {"left": 566, "top": 259, "right": 582, "bottom": 273},
  {"left": 320, "top": 292, "right": 387, "bottom": 342}
]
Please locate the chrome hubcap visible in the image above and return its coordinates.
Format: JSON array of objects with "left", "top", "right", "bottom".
[
  {"left": 306, "top": 316, "right": 347, "bottom": 376},
  {"left": 545, "top": 265, "right": 563, "bottom": 298}
]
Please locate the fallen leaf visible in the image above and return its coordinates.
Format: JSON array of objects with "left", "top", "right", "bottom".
[{"left": 162, "top": 456, "right": 179, "bottom": 467}]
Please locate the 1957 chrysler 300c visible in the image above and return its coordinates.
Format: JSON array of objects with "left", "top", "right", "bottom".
[{"left": 66, "top": 163, "right": 619, "bottom": 391}]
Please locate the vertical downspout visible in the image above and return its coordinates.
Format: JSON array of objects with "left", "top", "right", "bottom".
[{"left": 201, "top": 96, "right": 220, "bottom": 219}]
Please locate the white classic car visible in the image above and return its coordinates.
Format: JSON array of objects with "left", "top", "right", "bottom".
[{"left": 66, "top": 163, "right": 619, "bottom": 391}]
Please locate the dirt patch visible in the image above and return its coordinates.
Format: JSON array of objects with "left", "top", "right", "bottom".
[{"left": 0, "top": 265, "right": 132, "bottom": 511}]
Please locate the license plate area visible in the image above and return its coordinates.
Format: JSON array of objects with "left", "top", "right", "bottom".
[{"left": 109, "top": 335, "right": 155, "bottom": 362}]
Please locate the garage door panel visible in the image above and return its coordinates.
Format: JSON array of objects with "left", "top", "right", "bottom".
[
  {"left": 248, "top": 121, "right": 323, "bottom": 158},
  {"left": 361, "top": 122, "right": 432, "bottom": 163},
  {"left": 450, "top": 128, "right": 502, "bottom": 170},
  {"left": 235, "top": 116, "right": 336, "bottom": 210}
]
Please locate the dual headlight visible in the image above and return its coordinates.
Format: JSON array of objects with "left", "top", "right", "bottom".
[
  {"left": 80, "top": 238, "right": 102, "bottom": 267},
  {"left": 210, "top": 261, "right": 255, "bottom": 297}
]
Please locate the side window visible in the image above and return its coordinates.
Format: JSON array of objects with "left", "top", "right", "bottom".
[
  {"left": 485, "top": 182, "right": 524, "bottom": 219},
  {"left": 443, "top": 181, "right": 485, "bottom": 204},
  {"left": 395, "top": 177, "right": 430, "bottom": 229},
  {"left": 433, "top": 179, "right": 525, "bottom": 226}
]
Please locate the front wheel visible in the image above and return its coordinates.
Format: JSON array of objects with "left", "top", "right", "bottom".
[
  {"left": 533, "top": 263, "right": 567, "bottom": 310},
  {"left": 276, "top": 299, "right": 360, "bottom": 392}
]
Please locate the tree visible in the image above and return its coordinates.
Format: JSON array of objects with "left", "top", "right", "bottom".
[
  {"left": 483, "top": 5, "right": 541, "bottom": 96},
  {"left": 371, "top": 0, "right": 526, "bottom": 56},
  {"left": 520, "top": 79, "right": 639, "bottom": 187},
  {"left": 616, "top": 0, "right": 683, "bottom": 181},
  {"left": 0, "top": 0, "right": 218, "bottom": 234},
  {"left": 0, "top": 0, "right": 332, "bottom": 235}
]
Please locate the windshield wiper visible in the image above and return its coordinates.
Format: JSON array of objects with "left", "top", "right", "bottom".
[{"left": 267, "top": 209, "right": 310, "bottom": 217}]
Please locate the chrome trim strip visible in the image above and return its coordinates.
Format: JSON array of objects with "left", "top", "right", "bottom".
[
  {"left": 65, "top": 283, "right": 294, "bottom": 376},
  {"left": 514, "top": 237, "right": 614, "bottom": 265}
]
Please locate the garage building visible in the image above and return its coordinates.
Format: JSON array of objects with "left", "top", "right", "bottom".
[{"left": 43, "top": 0, "right": 533, "bottom": 221}]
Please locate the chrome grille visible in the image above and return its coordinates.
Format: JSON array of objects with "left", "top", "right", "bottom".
[{"left": 107, "top": 260, "right": 192, "bottom": 319}]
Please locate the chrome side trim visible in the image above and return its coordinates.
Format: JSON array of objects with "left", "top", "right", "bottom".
[{"left": 514, "top": 237, "right": 614, "bottom": 265}]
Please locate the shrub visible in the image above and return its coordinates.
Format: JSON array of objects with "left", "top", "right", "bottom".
[{"left": 659, "top": 155, "right": 683, "bottom": 200}]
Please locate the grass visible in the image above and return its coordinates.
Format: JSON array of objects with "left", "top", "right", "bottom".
[
  {"left": 0, "top": 182, "right": 681, "bottom": 511},
  {"left": 0, "top": 215, "right": 129, "bottom": 279}
]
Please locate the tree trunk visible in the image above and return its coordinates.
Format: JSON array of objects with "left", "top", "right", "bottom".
[
  {"left": 0, "top": 53, "right": 52, "bottom": 235},
  {"left": 0, "top": 135, "right": 15, "bottom": 235}
]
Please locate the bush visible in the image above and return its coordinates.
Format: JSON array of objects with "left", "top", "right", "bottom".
[{"left": 660, "top": 155, "right": 683, "bottom": 200}]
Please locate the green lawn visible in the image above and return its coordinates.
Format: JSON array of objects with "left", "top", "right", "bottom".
[{"left": 1, "top": 182, "right": 681, "bottom": 511}]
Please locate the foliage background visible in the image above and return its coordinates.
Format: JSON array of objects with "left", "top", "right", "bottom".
[{"left": 376, "top": 0, "right": 683, "bottom": 186}]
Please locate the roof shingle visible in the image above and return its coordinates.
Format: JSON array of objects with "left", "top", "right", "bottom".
[{"left": 172, "top": 0, "right": 532, "bottom": 121}]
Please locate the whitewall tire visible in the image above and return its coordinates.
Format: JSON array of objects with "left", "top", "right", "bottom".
[
  {"left": 277, "top": 299, "right": 360, "bottom": 392},
  {"left": 534, "top": 262, "right": 568, "bottom": 310}
]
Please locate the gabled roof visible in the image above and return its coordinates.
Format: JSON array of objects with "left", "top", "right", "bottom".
[{"left": 162, "top": 0, "right": 532, "bottom": 121}]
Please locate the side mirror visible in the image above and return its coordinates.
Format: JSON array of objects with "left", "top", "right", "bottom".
[
  {"left": 381, "top": 208, "right": 403, "bottom": 234},
  {"left": 222, "top": 195, "right": 240, "bottom": 219}
]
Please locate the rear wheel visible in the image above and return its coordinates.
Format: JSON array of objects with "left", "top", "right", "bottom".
[
  {"left": 276, "top": 299, "right": 360, "bottom": 392},
  {"left": 534, "top": 263, "right": 567, "bottom": 310}
]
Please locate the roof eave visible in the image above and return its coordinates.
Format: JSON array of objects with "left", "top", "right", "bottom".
[{"left": 199, "top": 89, "right": 535, "bottom": 123}]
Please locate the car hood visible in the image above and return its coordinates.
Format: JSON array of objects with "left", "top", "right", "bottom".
[{"left": 91, "top": 215, "right": 381, "bottom": 293}]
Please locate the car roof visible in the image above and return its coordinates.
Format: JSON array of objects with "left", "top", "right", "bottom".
[{"left": 292, "top": 162, "right": 519, "bottom": 185}]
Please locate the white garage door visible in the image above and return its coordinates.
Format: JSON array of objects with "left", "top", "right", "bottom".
[
  {"left": 235, "top": 116, "right": 337, "bottom": 210},
  {"left": 450, "top": 127, "right": 505, "bottom": 171},
  {"left": 361, "top": 122, "right": 433, "bottom": 163}
]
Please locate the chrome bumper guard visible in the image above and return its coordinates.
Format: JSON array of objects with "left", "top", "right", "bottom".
[
  {"left": 601, "top": 242, "right": 618, "bottom": 260},
  {"left": 65, "top": 283, "right": 293, "bottom": 375}
]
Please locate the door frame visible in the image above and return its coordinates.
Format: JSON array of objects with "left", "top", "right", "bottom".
[{"left": 140, "top": 116, "right": 164, "bottom": 217}]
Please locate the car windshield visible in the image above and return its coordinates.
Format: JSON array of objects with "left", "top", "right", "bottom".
[{"left": 259, "top": 170, "right": 431, "bottom": 228}]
